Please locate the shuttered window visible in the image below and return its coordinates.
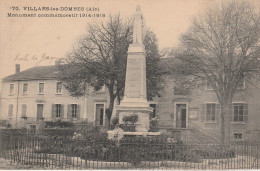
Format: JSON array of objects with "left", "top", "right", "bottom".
[
  {"left": 201, "top": 103, "right": 220, "bottom": 122},
  {"left": 233, "top": 103, "right": 248, "bottom": 122}
]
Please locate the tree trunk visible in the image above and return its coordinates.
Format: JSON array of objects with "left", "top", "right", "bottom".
[
  {"left": 106, "top": 94, "right": 115, "bottom": 129},
  {"left": 220, "top": 100, "right": 232, "bottom": 144}
]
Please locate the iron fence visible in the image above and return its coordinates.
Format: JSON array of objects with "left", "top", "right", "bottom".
[{"left": 0, "top": 133, "right": 259, "bottom": 169}]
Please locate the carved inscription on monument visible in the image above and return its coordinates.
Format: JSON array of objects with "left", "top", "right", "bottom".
[{"left": 126, "top": 57, "right": 141, "bottom": 98}]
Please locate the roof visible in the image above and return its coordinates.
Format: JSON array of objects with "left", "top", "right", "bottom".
[
  {"left": 3, "top": 65, "right": 59, "bottom": 82},
  {"left": 2, "top": 57, "right": 175, "bottom": 82}
]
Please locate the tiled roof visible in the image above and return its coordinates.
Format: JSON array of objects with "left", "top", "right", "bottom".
[{"left": 3, "top": 65, "right": 59, "bottom": 82}]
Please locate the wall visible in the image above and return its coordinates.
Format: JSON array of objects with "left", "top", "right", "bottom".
[
  {"left": 155, "top": 77, "right": 260, "bottom": 141},
  {"left": 0, "top": 79, "right": 108, "bottom": 128}
]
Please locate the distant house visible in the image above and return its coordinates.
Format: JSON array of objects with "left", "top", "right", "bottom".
[{"left": 0, "top": 63, "right": 108, "bottom": 129}]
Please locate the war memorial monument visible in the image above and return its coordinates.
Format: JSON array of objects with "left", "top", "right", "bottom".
[{"left": 116, "top": 6, "right": 157, "bottom": 134}]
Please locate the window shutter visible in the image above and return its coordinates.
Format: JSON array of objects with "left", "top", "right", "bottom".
[
  {"left": 8, "top": 104, "right": 13, "bottom": 117},
  {"left": 243, "top": 104, "right": 248, "bottom": 122},
  {"left": 201, "top": 104, "right": 205, "bottom": 122},
  {"left": 77, "top": 105, "right": 80, "bottom": 120},
  {"left": 216, "top": 104, "right": 220, "bottom": 122},
  {"left": 22, "top": 104, "right": 27, "bottom": 117},
  {"left": 231, "top": 104, "right": 234, "bottom": 122},
  {"left": 67, "top": 104, "right": 72, "bottom": 119},
  {"left": 60, "top": 105, "right": 64, "bottom": 119},
  {"left": 51, "top": 104, "right": 55, "bottom": 119}
]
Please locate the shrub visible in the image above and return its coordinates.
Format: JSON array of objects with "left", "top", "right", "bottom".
[
  {"left": 122, "top": 114, "right": 138, "bottom": 125},
  {"left": 111, "top": 117, "right": 119, "bottom": 129},
  {"left": 74, "top": 122, "right": 101, "bottom": 136},
  {"left": 29, "top": 133, "right": 235, "bottom": 166},
  {"left": 44, "top": 120, "right": 74, "bottom": 128},
  {"left": 0, "top": 120, "right": 8, "bottom": 128}
]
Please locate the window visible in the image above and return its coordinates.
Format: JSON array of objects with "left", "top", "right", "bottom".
[
  {"left": 23, "top": 83, "right": 28, "bottom": 94},
  {"left": 206, "top": 81, "right": 213, "bottom": 90},
  {"left": 232, "top": 103, "right": 248, "bottom": 122},
  {"left": 21, "top": 104, "right": 27, "bottom": 117},
  {"left": 55, "top": 104, "right": 61, "bottom": 117},
  {"left": 206, "top": 80, "right": 217, "bottom": 90},
  {"left": 237, "top": 80, "right": 245, "bottom": 89},
  {"left": 206, "top": 104, "right": 216, "bottom": 121},
  {"left": 149, "top": 104, "right": 157, "bottom": 118},
  {"left": 206, "top": 77, "right": 217, "bottom": 90},
  {"left": 233, "top": 104, "right": 245, "bottom": 122},
  {"left": 9, "top": 84, "right": 14, "bottom": 94},
  {"left": 233, "top": 133, "right": 243, "bottom": 140},
  {"left": 56, "top": 82, "right": 62, "bottom": 94},
  {"left": 174, "top": 86, "right": 189, "bottom": 95},
  {"left": 30, "top": 125, "right": 36, "bottom": 129},
  {"left": 39, "top": 83, "right": 44, "bottom": 94},
  {"left": 8, "top": 104, "right": 13, "bottom": 117},
  {"left": 71, "top": 104, "right": 77, "bottom": 118}
]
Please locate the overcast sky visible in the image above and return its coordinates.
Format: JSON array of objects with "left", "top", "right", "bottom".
[{"left": 0, "top": 0, "right": 259, "bottom": 83}]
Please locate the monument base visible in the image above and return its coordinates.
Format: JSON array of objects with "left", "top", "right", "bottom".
[
  {"left": 107, "top": 130, "right": 161, "bottom": 136},
  {"left": 116, "top": 105, "right": 153, "bottom": 132}
]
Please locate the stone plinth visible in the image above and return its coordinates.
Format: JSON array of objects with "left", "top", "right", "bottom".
[{"left": 117, "top": 105, "right": 153, "bottom": 132}]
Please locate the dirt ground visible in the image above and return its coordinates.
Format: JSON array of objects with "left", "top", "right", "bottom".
[{"left": 0, "top": 158, "right": 41, "bottom": 170}]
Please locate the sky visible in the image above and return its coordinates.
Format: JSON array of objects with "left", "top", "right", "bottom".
[{"left": 0, "top": 0, "right": 259, "bottom": 83}]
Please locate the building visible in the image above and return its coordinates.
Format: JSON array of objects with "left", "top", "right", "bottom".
[
  {"left": 1, "top": 61, "right": 260, "bottom": 143},
  {"left": 0, "top": 64, "right": 108, "bottom": 129},
  {"left": 151, "top": 58, "right": 260, "bottom": 143}
]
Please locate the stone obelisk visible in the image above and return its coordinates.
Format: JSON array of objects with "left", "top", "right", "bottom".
[{"left": 117, "top": 6, "right": 153, "bottom": 132}]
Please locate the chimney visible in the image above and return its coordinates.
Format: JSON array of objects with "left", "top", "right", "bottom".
[
  {"left": 15, "top": 64, "right": 20, "bottom": 74},
  {"left": 55, "top": 60, "right": 60, "bottom": 66}
]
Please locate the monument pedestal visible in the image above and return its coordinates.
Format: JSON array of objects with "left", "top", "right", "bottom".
[{"left": 117, "top": 105, "right": 153, "bottom": 132}]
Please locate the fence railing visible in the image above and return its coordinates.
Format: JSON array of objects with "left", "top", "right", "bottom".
[{"left": 0, "top": 133, "right": 259, "bottom": 169}]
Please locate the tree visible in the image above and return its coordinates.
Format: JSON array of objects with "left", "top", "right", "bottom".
[
  {"left": 174, "top": 1, "right": 260, "bottom": 143},
  {"left": 59, "top": 14, "right": 165, "bottom": 127},
  {"left": 145, "top": 31, "right": 167, "bottom": 100}
]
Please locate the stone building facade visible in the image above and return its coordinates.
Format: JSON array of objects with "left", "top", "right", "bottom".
[
  {"left": 0, "top": 64, "right": 108, "bottom": 129},
  {"left": 0, "top": 62, "right": 259, "bottom": 142},
  {"left": 152, "top": 67, "right": 260, "bottom": 142}
]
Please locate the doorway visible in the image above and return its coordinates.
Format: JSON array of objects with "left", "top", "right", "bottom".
[
  {"left": 176, "top": 104, "right": 187, "bottom": 128},
  {"left": 95, "top": 104, "right": 105, "bottom": 126}
]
